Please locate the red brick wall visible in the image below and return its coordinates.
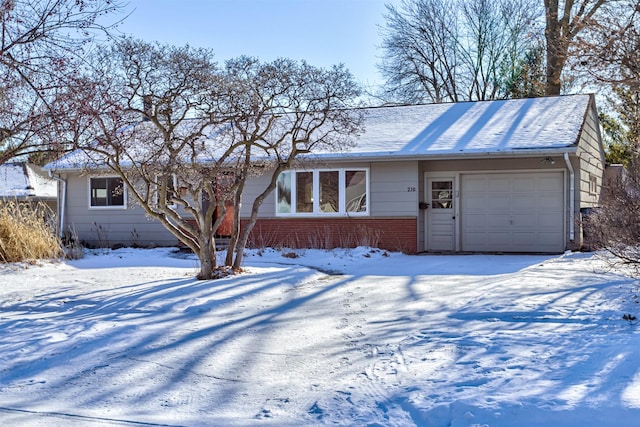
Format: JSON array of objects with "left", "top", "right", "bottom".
[{"left": 240, "top": 217, "right": 418, "bottom": 254}]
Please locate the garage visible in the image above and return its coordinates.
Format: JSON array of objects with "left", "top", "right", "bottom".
[{"left": 460, "top": 171, "right": 565, "bottom": 253}]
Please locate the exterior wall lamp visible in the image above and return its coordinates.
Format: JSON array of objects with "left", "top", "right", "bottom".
[{"left": 541, "top": 157, "right": 555, "bottom": 165}]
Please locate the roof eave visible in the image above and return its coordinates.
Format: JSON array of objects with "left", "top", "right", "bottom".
[
  {"left": 49, "top": 146, "right": 580, "bottom": 172},
  {"left": 307, "top": 146, "right": 579, "bottom": 163}
]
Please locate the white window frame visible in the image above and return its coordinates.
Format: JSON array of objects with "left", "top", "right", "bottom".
[
  {"left": 588, "top": 174, "right": 597, "bottom": 196},
  {"left": 88, "top": 176, "right": 127, "bottom": 210},
  {"left": 154, "top": 174, "right": 178, "bottom": 209},
  {"left": 276, "top": 168, "right": 369, "bottom": 217}
]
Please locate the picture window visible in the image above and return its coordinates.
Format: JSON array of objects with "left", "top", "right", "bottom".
[{"left": 276, "top": 169, "right": 369, "bottom": 216}]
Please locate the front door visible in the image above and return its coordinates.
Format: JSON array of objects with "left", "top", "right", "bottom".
[{"left": 426, "top": 177, "right": 456, "bottom": 251}]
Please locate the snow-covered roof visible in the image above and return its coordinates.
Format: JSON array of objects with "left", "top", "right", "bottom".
[
  {"left": 319, "top": 94, "right": 592, "bottom": 158},
  {"left": 0, "top": 163, "right": 58, "bottom": 199},
  {"left": 46, "top": 94, "right": 594, "bottom": 171}
]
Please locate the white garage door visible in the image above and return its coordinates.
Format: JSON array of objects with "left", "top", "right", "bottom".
[{"left": 461, "top": 172, "right": 565, "bottom": 253}]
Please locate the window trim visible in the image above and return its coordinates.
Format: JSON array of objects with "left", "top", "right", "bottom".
[
  {"left": 430, "top": 180, "right": 454, "bottom": 209},
  {"left": 155, "top": 174, "right": 178, "bottom": 209},
  {"left": 588, "top": 174, "right": 598, "bottom": 196},
  {"left": 276, "top": 168, "right": 369, "bottom": 217},
  {"left": 88, "top": 176, "right": 127, "bottom": 210}
]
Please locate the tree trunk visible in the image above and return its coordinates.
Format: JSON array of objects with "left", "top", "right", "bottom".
[
  {"left": 196, "top": 215, "right": 217, "bottom": 280},
  {"left": 225, "top": 207, "right": 239, "bottom": 267},
  {"left": 226, "top": 174, "right": 245, "bottom": 267},
  {"left": 197, "top": 240, "right": 217, "bottom": 279},
  {"left": 232, "top": 199, "right": 260, "bottom": 270},
  {"left": 545, "top": 50, "right": 565, "bottom": 96},
  {"left": 231, "top": 207, "right": 253, "bottom": 270},
  {"left": 232, "top": 165, "right": 283, "bottom": 270},
  {"left": 197, "top": 246, "right": 215, "bottom": 280},
  {"left": 544, "top": 0, "right": 609, "bottom": 96},
  {"left": 544, "top": 0, "right": 565, "bottom": 96}
]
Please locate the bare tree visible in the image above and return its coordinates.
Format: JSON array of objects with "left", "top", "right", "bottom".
[
  {"left": 570, "top": 1, "right": 640, "bottom": 86},
  {"left": 218, "top": 57, "right": 366, "bottom": 269},
  {"left": 585, "top": 155, "right": 640, "bottom": 273},
  {"left": 570, "top": 2, "right": 640, "bottom": 164},
  {"left": 66, "top": 39, "right": 239, "bottom": 279},
  {"left": 543, "top": 0, "right": 618, "bottom": 95},
  {"left": 67, "top": 40, "right": 364, "bottom": 279},
  {"left": 379, "top": 0, "right": 460, "bottom": 103},
  {"left": 459, "top": 0, "right": 540, "bottom": 100},
  {"left": 0, "top": 0, "right": 125, "bottom": 165},
  {"left": 379, "top": 0, "right": 541, "bottom": 103}
]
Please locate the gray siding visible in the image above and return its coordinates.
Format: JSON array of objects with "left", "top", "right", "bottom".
[
  {"left": 422, "top": 157, "right": 566, "bottom": 172},
  {"left": 240, "top": 171, "right": 276, "bottom": 217},
  {"left": 576, "top": 101, "right": 605, "bottom": 208},
  {"left": 62, "top": 173, "right": 178, "bottom": 247},
  {"left": 370, "top": 161, "right": 419, "bottom": 217}
]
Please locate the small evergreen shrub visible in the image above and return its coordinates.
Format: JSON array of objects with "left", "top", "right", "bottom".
[{"left": 0, "top": 200, "right": 63, "bottom": 263}]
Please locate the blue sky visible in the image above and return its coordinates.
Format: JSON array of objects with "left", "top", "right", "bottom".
[{"left": 114, "top": 0, "right": 399, "bottom": 90}]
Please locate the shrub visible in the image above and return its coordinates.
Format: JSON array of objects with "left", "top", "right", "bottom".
[
  {"left": 0, "top": 200, "right": 63, "bottom": 263},
  {"left": 585, "top": 157, "right": 640, "bottom": 273},
  {"left": 62, "top": 226, "right": 84, "bottom": 260}
]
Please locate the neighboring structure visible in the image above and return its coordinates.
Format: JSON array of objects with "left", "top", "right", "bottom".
[
  {"left": 45, "top": 94, "right": 605, "bottom": 253},
  {"left": 0, "top": 162, "right": 58, "bottom": 212}
]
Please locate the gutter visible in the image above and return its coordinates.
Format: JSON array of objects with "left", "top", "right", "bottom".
[
  {"left": 48, "top": 171, "right": 66, "bottom": 238},
  {"left": 46, "top": 146, "right": 581, "bottom": 173},
  {"left": 564, "top": 152, "right": 575, "bottom": 241},
  {"left": 302, "top": 147, "right": 579, "bottom": 164}
]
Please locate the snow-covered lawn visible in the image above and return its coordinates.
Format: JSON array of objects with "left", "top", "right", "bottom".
[{"left": 0, "top": 247, "right": 639, "bottom": 426}]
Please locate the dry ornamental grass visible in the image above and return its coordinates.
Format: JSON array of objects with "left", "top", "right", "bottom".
[{"left": 0, "top": 200, "right": 63, "bottom": 263}]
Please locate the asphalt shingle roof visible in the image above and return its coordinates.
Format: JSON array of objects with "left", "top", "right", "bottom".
[
  {"left": 332, "top": 94, "right": 591, "bottom": 157},
  {"left": 46, "top": 94, "right": 593, "bottom": 170}
]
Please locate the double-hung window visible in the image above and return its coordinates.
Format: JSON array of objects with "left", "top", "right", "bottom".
[
  {"left": 89, "top": 177, "right": 126, "bottom": 208},
  {"left": 276, "top": 169, "right": 368, "bottom": 216}
]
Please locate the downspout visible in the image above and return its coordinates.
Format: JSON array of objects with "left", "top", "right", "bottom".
[
  {"left": 564, "top": 152, "right": 575, "bottom": 241},
  {"left": 49, "top": 171, "right": 66, "bottom": 238}
]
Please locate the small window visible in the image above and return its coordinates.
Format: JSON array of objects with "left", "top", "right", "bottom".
[
  {"left": 431, "top": 181, "right": 453, "bottom": 209},
  {"left": 90, "top": 177, "right": 125, "bottom": 208},
  {"left": 589, "top": 175, "right": 597, "bottom": 196}
]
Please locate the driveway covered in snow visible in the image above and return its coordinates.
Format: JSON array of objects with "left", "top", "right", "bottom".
[{"left": 0, "top": 248, "right": 638, "bottom": 426}]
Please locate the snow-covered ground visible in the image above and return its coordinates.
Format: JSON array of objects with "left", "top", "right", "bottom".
[{"left": 0, "top": 247, "right": 639, "bottom": 426}]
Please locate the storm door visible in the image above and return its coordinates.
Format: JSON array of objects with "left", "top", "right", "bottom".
[{"left": 426, "top": 177, "right": 456, "bottom": 251}]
